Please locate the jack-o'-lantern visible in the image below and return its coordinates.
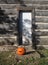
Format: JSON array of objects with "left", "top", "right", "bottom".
[{"left": 16, "top": 47, "right": 26, "bottom": 55}]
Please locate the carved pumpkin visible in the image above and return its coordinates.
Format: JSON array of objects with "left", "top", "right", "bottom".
[{"left": 16, "top": 47, "right": 26, "bottom": 55}]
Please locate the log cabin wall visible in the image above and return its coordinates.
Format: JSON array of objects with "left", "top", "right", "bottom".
[
  {"left": 0, "top": 4, "right": 19, "bottom": 45},
  {"left": 0, "top": 0, "right": 48, "bottom": 48}
]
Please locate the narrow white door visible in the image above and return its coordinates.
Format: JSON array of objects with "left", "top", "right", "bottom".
[{"left": 21, "top": 12, "right": 32, "bottom": 45}]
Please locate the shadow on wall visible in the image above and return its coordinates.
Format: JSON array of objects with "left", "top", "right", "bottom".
[
  {"left": 32, "top": 9, "right": 46, "bottom": 58},
  {"left": 0, "top": 7, "right": 19, "bottom": 45},
  {"left": 32, "top": 8, "right": 40, "bottom": 49},
  {"left": 32, "top": 23, "right": 41, "bottom": 49},
  {"left": 32, "top": 9, "right": 45, "bottom": 50}
]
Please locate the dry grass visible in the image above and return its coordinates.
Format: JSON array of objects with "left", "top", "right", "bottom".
[{"left": 0, "top": 49, "right": 48, "bottom": 65}]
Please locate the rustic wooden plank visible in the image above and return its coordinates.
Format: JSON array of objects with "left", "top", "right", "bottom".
[
  {"left": 0, "top": 22, "right": 18, "bottom": 35},
  {"left": 35, "top": 23, "right": 48, "bottom": 29},
  {"left": 0, "top": 27, "right": 18, "bottom": 31},
  {"left": 0, "top": 4, "right": 19, "bottom": 9},
  {"left": 35, "top": 29, "right": 48, "bottom": 31},
  {"left": 35, "top": 7, "right": 48, "bottom": 10},
  {"left": 33, "top": 4, "right": 48, "bottom": 9},
  {"left": 31, "top": 1, "right": 48, "bottom": 4},
  {"left": 0, "top": 9, "right": 18, "bottom": 15},
  {"left": 0, "top": 0, "right": 19, "bottom": 4},
  {"left": 0, "top": 4, "right": 32, "bottom": 10},
  {"left": 34, "top": 37, "right": 48, "bottom": 45},
  {"left": 0, "top": 4, "right": 48, "bottom": 9},
  {"left": 37, "top": 45, "right": 48, "bottom": 49},
  {"left": 35, "top": 16, "right": 48, "bottom": 22},
  {"left": 0, "top": 36, "right": 18, "bottom": 45},
  {"left": 35, "top": 10, "right": 48, "bottom": 16},
  {"left": 24, "top": 0, "right": 48, "bottom": 1},
  {"left": 4, "top": 15, "right": 17, "bottom": 17},
  {"left": 0, "top": 30, "right": 18, "bottom": 35},
  {"left": 35, "top": 16, "right": 48, "bottom": 18},
  {"left": 24, "top": 1, "right": 48, "bottom": 4},
  {"left": 35, "top": 22, "right": 48, "bottom": 24},
  {"left": 0, "top": 0, "right": 48, "bottom": 4},
  {"left": 17, "top": 6, "right": 33, "bottom": 10},
  {"left": 35, "top": 9, "right": 48, "bottom": 11},
  {"left": 0, "top": 15, "right": 18, "bottom": 18},
  {"left": 34, "top": 31, "right": 48, "bottom": 36},
  {"left": 32, "top": 4, "right": 48, "bottom": 8},
  {"left": 0, "top": 36, "right": 17, "bottom": 38},
  {"left": 0, "top": 15, "right": 18, "bottom": 22},
  {"left": 0, "top": 24, "right": 9, "bottom": 29}
]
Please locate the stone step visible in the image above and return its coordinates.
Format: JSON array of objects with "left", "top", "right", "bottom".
[{"left": 0, "top": 45, "right": 35, "bottom": 51}]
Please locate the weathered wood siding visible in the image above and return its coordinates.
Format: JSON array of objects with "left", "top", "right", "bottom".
[
  {"left": 0, "top": 4, "right": 19, "bottom": 45},
  {"left": 0, "top": 0, "right": 48, "bottom": 48},
  {"left": 35, "top": 5, "right": 48, "bottom": 46}
]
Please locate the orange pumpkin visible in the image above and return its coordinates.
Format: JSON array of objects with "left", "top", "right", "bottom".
[{"left": 16, "top": 47, "right": 26, "bottom": 55}]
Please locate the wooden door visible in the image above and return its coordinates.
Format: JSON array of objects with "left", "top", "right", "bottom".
[{"left": 19, "top": 11, "right": 32, "bottom": 45}]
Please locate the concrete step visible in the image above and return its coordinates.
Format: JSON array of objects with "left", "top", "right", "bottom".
[{"left": 0, "top": 45, "right": 35, "bottom": 51}]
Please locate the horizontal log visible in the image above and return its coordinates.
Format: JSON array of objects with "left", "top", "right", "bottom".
[
  {"left": 0, "top": 36, "right": 18, "bottom": 45},
  {"left": 35, "top": 10, "right": 48, "bottom": 16},
  {"left": 33, "top": 31, "right": 48, "bottom": 36},
  {"left": 17, "top": 6, "right": 33, "bottom": 10},
  {"left": 24, "top": 1, "right": 48, "bottom": 4},
  {"left": 0, "top": 36, "right": 17, "bottom": 39},
  {"left": 0, "top": 4, "right": 18, "bottom": 9},
  {"left": 35, "top": 29, "right": 48, "bottom": 31},
  {"left": 0, "top": 0, "right": 48, "bottom": 4},
  {"left": 0, "top": 22, "right": 18, "bottom": 35},
  {"left": 32, "top": 4, "right": 48, "bottom": 9},
  {"left": 37, "top": 45, "right": 48, "bottom": 49},
  {"left": 35, "top": 22, "right": 48, "bottom": 24},
  {"left": 35, "top": 9, "right": 48, "bottom": 11},
  {"left": 0, "top": 24, "right": 9, "bottom": 29},
  {"left": 0, "top": 23, "right": 17, "bottom": 28},
  {"left": 0, "top": 0, "right": 19, "bottom": 4},
  {"left": 0, "top": 9, "right": 18, "bottom": 15},
  {"left": 0, "top": 35, "right": 18, "bottom": 38},
  {"left": 0, "top": 31, "right": 18, "bottom": 35},
  {"left": 0, "top": 29, "right": 18, "bottom": 32},
  {"left": 35, "top": 23, "right": 48, "bottom": 29},
  {"left": 35, "top": 16, "right": 48, "bottom": 22},
  {"left": 32, "top": 4, "right": 48, "bottom": 7},
  {"left": 24, "top": 0, "right": 48, "bottom": 1},
  {"left": 0, "top": 15, "right": 18, "bottom": 22},
  {"left": 0, "top": 15, "right": 18, "bottom": 18},
  {"left": 0, "top": 46, "right": 17, "bottom": 51},
  {"left": 35, "top": 16, "right": 48, "bottom": 18},
  {"left": 36, "top": 36, "right": 48, "bottom": 38},
  {"left": 33, "top": 37, "right": 48, "bottom": 45},
  {"left": 0, "top": 4, "right": 48, "bottom": 9},
  {"left": 0, "top": 4, "right": 32, "bottom": 10},
  {"left": 32, "top": 4, "right": 48, "bottom": 8},
  {"left": 0, "top": 29, "right": 18, "bottom": 35},
  {"left": 32, "top": 1, "right": 48, "bottom": 4}
]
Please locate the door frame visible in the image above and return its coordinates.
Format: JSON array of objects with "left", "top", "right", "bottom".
[{"left": 17, "top": 6, "right": 34, "bottom": 45}]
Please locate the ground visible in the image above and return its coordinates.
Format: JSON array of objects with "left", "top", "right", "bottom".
[{"left": 0, "top": 49, "right": 48, "bottom": 65}]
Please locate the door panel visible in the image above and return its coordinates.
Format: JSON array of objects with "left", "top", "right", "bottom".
[{"left": 20, "top": 12, "right": 32, "bottom": 45}]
